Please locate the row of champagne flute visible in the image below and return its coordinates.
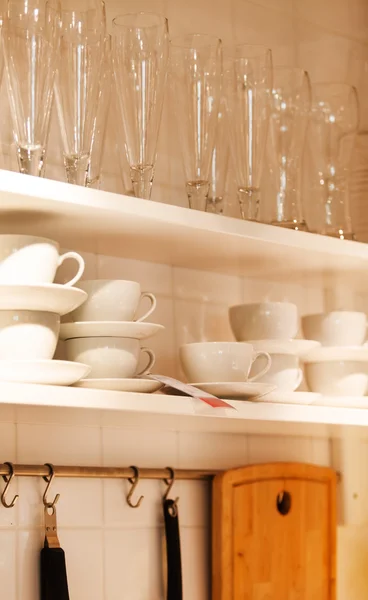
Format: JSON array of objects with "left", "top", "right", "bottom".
[
  {"left": 211, "top": 60, "right": 358, "bottom": 240},
  {"left": 0, "top": 2, "right": 170, "bottom": 194},
  {"left": 0, "top": 1, "right": 359, "bottom": 239}
]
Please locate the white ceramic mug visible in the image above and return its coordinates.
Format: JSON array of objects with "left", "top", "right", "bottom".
[
  {"left": 0, "top": 310, "right": 60, "bottom": 360},
  {"left": 229, "top": 302, "right": 298, "bottom": 341},
  {"left": 302, "top": 311, "right": 367, "bottom": 346},
  {"left": 305, "top": 360, "right": 368, "bottom": 396},
  {"left": 179, "top": 342, "right": 272, "bottom": 383},
  {"left": 68, "top": 279, "right": 157, "bottom": 322},
  {"left": 0, "top": 235, "right": 84, "bottom": 285},
  {"left": 250, "top": 352, "right": 303, "bottom": 392},
  {"left": 64, "top": 337, "right": 156, "bottom": 378}
]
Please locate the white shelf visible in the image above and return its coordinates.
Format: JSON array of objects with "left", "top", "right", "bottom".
[
  {"left": 2, "top": 382, "right": 368, "bottom": 438},
  {"left": 0, "top": 170, "right": 368, "bottom": 286}
]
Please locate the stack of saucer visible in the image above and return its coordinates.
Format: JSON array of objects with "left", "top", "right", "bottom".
[
  {"left": 0, "top": 234, "right": 89, "bottom": 386},
  {"left": 303, "top": 311, "right": 368, "bottom": 398},
  {"left": 227, "top": 301, "right": 321, "bottom": 403},
  {"left": 60, "top": 279, "right": 165, "bottom": 393}
]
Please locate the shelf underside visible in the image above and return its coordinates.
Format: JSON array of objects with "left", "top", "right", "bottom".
[{"left": 0, "top": 171, "right": 367, "bottom": 287}]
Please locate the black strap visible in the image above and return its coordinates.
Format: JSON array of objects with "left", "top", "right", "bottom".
[
  {"left": 40, "top": 546, "right": 70, "bottom": 600},
  {"left": 163, "top": 498, "right": 183, "bottom": 600}
]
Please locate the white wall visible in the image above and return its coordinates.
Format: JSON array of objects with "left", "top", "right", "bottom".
[{"left": 0, "top": 405, "right": 331, "bottom": 600}]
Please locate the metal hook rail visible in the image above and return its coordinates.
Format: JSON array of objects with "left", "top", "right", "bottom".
[{"left": 0, "top": 463, "right": 218, "bottom": 480}]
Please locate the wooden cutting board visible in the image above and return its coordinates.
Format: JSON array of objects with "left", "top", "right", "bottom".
[{"left": 212, "top": 463, "right": 336, "bottom": 600}]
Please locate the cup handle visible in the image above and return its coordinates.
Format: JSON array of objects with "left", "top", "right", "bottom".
[
  {"left": 248, "top": 351, "right": 272, "bottom": 382},
  {"left": 136, "top": 347, "right": 156, "bottom": 377},
  {"left": 294, "top": 368, "right": 303, "bottom": 390},
  {"left": 136, "top": 292, "right": 157, "bottom": 322},
  {"left": 58, "top": 252, "right": 85, "bottom": 287}
]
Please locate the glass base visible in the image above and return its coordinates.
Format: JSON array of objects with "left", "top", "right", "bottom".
[
  {"left": 206, "top": 196, "right": 224, "bottom": 215},
  {"left": 86, "top": 175, "right": 101, "bottom": 190},
  {"left": 238, "top": 187, "right": 260, "bottom": 221},
  {"left": 271, "top": 220, "right": 308, "bottom": 232},
  {"left": 64, "top": 154, "right": 90, "bottom": 186},
  {"left": 186, "top": 181, "right": 209, "bottom": 211},
  {"left": 323, "top": 230, "right": 356, "bottom": 241},
  {"left": 130, "top": 165, "right": 154, "bottom": 200},
  {"left": 17, "top": 145, "right": 45, "bottom": 177}
]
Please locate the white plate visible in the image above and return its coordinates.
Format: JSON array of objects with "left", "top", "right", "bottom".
[
  {"left": 305, "top": 346, "right": 368, "bottom": 363},
  {"left": 248, "top": 339, "right": 321, "bottom": 358},
  {"left": 189, "top": 382, "right": 276, "bottom": 400},
  {"left": 60, "top": 321, "right": 165, "bottom": 340},
  {"left": 313, "top": 396, "right": 368, "bottom": 409},
  {"left": 73, "top": 378, "right": 163, "bottom": 393},
  {"left": 260, "top": 391, "right": 321, "bottom": 405},
  {"left": 0, "top": 284, "right": 87, "bottom": 316},
  {"left": 0, "top": 360, "right": 90, "bottom": 385}
]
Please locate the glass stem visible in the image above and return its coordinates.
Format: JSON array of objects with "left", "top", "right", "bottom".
[
  {"left": 64, "top": 154, "right": 90, "bottom": 187},
  {"left": 130, "top": 165, "right": 154, "bottom": 200},
  {"left": 186, "top": 181, "right": 209, "bottom": 211},
  {"left": 17, "top": 146, "right": 46, "bottom": 177},
  {"left": 237, "top": 187, "right": 261, "bottom": 220}
]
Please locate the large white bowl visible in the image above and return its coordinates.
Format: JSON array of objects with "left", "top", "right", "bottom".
[
  {"left": 305, "top": 360, "right": 368, "bottom": 396},
  {"left": 229, "top": 302, "right": 298, "bottom": 341},
  {"left": 302, "top": 311, "right": 367, "bottom": 347},
  {"left": 0, "top": 310, "right": 59, "bottom": 360}
]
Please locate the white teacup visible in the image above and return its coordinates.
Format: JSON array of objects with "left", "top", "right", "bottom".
[
  {"left": 305, "top": 360, "right": 368, "bottom": 396},
  {"left": 64, "top": 337, "right": 155, "bottom": 378},
  {"left": 0, "top": 310, "right": 60, "bottom": 360},
  {"left": 0, "top": 235, "right": 84, "bottom": 285},
  {"left": 302, "top": 311, "right": 367, "bottom": 347},
  {"left": 229, "top": 302, "right": 298, "bottom": 341},
  {"left": 68, "top": 280, "right": 156, "bottom": 323},
  {"left": 250, "top": 352, "right": 303, "bottom": 391},
  {"left": 179, "top": 342, "right": 271, "bottom": 383}
]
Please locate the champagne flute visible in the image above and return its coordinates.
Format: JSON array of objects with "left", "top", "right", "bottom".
[{"left": 2, "top": 0, "right": 61, "bottom": 176}]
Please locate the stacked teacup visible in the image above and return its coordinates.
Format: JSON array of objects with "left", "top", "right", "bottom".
[
  {"left": 228, "top": 301, "right": 320, "bottom": 395},
  {"left": 0, "top": 234, "right": 89, "bottom": 385},
  {"left": 302, "top": 311, "right": 368, "bottom": 396},
  {"left": 60, "top": 279, "right": 164, "bottom": 393}
]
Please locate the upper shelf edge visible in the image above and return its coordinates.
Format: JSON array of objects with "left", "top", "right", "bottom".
[{"left": 0, "top": 169, "right": 367, "bottom": 285}]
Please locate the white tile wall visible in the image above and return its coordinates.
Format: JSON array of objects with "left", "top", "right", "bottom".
[
  {"left": 0, "top": 419, "right": 333, "bottom": 600},
  {"left": 0, "top": 0, "right": 367, "bottom": 598}
]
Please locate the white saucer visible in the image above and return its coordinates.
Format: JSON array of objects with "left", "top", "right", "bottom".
[
  {"left": 0, "top": 284, "right": 87, "bottom": 316},
  {"left": 73, "top": 378, "right": 163, "bottom": 392},
  {"left": 260, "top": 391, "right": 321, "bottom": 405},
  {"left": 248, "top": 339, "right": 321, "bottom": 358},
  {"left": 60, "top": 321, "right": 165, "bottom": 341},
  {"left": 305, "top": 346, "right": 368, "bottom": 363},
  {"left": 189, "top": 382, "right": 276, "bottom": 400},
  {"left": 0, "top": 360, "right": 90, "bottom": 385}
]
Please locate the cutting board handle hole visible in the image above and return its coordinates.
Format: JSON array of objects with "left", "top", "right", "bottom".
[{"left": 276, "top": 491, "right": 291, "bottom": 516}]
